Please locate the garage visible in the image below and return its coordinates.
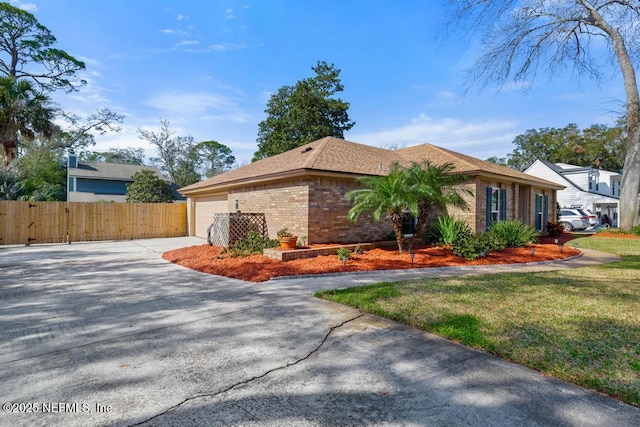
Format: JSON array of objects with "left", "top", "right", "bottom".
[{"left": 192, "top": 193, "right": 229, "bottom": 238}]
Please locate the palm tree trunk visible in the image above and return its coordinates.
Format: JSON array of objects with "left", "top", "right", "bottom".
[
  {"left": 391, "top": 219, "right": 405, "bottom": 253},
  {"left": 2, "top": 138, "right": 18, "bottom": 167},
  {"left": 408, "top": 201, "right": 430, "bottom": 252}
]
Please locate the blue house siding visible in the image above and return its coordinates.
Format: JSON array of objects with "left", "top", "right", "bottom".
[{"left": 76, "top": 178, "right": 131, "bottom": 195}]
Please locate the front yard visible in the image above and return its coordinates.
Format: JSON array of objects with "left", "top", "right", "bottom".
[{"left": 316, "top": 234, "right": 640, "bottom": 407}]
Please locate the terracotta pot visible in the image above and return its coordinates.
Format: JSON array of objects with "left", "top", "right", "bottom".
[{"left": 279, "top": 236, "right": 298, "bottom": 250}]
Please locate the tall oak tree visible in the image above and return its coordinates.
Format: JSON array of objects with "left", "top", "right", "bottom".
[{"left": 449, "top": 0, "right": 640, "bottom": 230}]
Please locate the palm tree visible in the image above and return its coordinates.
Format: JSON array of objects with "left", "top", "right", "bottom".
[
  {"left": 405, "top": 161, "right": 474, "bottom": 251},
  {"left": 346, "top": 163, "right": 415, "bottom": 252},
  {"left": 0, "top": 77, "right": 57, "bottom": 167}
]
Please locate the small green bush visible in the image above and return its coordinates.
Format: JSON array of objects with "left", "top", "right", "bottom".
[
  {"left": 223, "top": 231, "right": 279, "bottom": 257},
  {"left": 546, "top": 221, "right": 564, "bottom": 237},
  {"left": 427, "top": 216, "right": 473, "bottom": 247},
  {"left": 277, "top": 228, "right": 293, "bottom": 237},
  {"left": 337, "top": 247, "right": 352, "bottom": 263},
  {"left": 632, "top": 225, "right": 640, "bottom": 236},
  {"left": 452, "top": 232, "right": 507, "bottom": 260},
  {"left": 488, "top": 220, "right": 538, "bottom": 248}
]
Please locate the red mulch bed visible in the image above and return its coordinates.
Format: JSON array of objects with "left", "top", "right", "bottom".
[{"left": 162, "top": 234, "right": 599, "bottom": 282}]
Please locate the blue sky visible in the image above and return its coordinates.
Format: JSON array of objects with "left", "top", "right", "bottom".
[{"left": 13, "top": 0, "right": 626, "bottom": 166}]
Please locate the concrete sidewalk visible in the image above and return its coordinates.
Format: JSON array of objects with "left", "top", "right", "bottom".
[{"left": 0, "top": 238, "right": 636, "bottom": 426}]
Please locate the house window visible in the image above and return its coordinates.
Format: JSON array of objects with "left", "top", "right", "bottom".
[
  {"left": 68, "top": 176, "right": 75, "bottom": 192},
  {"left": 402, "top": 213, "right": 416, "bottom": 235},
  {"left": 611, "top": 179, "right": 619, "bottom": 197},
  {"left": 534, "top": 193, "right": 548, "bottom": 232},
  {"left": 589, "top": 169, "right": 600, "bottom": 191},
  {"left": 486, "top": 187, "right": 507, "bottom": 229}
]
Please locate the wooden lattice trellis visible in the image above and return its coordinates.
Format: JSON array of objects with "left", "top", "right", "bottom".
[{"left": 207, "top": 213, "right": 267, "bottom": 247}]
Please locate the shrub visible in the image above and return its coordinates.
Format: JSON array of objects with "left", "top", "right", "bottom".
[
  {"left": 337, "top": 247, "right": 352, "bottom": 263},
  {"left": 488, "top": 220, "right": 538, "bottom": 248},
  {"left": 632, "top": 225, "right": 640, "bottom": 236},
  {"left": 427, "top": 216, "right": 473, "bottom": 247},
  {"left": 277, "top": 228, "right": 293, "bottom": 238},
  {"left": 546, "top": 221, "right": 564, "bottom": 237},
  {"left": 452, "top": 232, "right": 507, "bottom": 260},
  {"left": 223, "top": 231, "right": 279, "bottom": 257},
  {"left": 125, "top": 170, "right": 173, "bottom": 203}
]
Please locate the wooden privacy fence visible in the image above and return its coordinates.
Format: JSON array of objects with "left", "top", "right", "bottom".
[{"left": 0, "top": 201, "right": 187, "bottom": 245}]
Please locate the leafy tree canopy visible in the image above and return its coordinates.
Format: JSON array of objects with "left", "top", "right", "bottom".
[
  {"left": 253, "top": 61, "right": 355, "bottom": 161},
  {"left": 14, "top": 139, "right": 66, "bottom": 200},
  {"left": 0, "top": 76, "right": 56, "bottom": 166},
  {"left": 488, "top": 121, "right": 626, "bottom": 172},
  {"left": 0, "top": 1, "right": 124, "bottom": 167},
  {"left": 197, "top": 140, "right": 235, "bottom": 177},
  {"left": 0, "top": 137, "right": 66, "bottom": 201},
  {"left": 138, "top": 120, "right": 236, "bottom": 187},
  {"left": 0, "top": 2, "right": 85, "bottom": 92},
  {"left": 80, "top": 147, "right": 145, "bottom": 165},
  {"left": 125, "top": 170, "right": 173, "bottom": 203}
]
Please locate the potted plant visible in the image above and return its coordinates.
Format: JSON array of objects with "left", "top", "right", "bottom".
[{"left": 277, "top": 228, "right": 298, "bottom": 250}]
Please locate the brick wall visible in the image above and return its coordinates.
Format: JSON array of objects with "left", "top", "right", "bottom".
[
  {"left": 229, "top": 176, "right": 391, "bottom": 245},
  {"left": 230, "top": 180, "right": 309, "bottom": 242},
  {"left": 307, "top": 177, "right": 392, "bottom": 244},
  {"left": 445, "top": 180, "right": 479, "bottom": 233},
  {"left": 226, "top": 175, "right": 556, "bottom": 244}
]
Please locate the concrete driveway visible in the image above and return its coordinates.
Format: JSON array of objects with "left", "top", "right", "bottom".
[{"left": 0, "top": 238, "right": 637, "bottom": 426}]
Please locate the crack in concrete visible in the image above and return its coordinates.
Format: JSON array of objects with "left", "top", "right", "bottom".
[{"left": 130, "top": 313, "right": 364, "bottom": 426}]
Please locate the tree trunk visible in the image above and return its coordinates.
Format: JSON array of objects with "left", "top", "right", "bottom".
[
  {"left": 612, "top": 34, "right": 640, "bottom": 229},
  {"left": 583, "top": 0, "right": 640, "bottom": 229},
  {"left": 619, "top": 126, "right": 640, "bottom": 229},
  {"left": 391, "top": 219, "right": 405, "bottom": 253},
  {"left": 408, "top": 201, "right": 430, "bottom": 252},
  {"left": 2, "top": 138, "right": 18, "bottom": 167}
]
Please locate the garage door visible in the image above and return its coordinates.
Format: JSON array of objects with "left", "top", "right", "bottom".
[{"left": 194, "top": 194, "right": 228, "bottom": 238}]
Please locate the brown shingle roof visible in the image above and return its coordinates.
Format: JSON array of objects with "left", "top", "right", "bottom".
[
  {"left": 179, "top": 137, "right": 562, "bottom": 194},
  {"left": 395, "top": 143, "right": 557, "bottom": 185}
]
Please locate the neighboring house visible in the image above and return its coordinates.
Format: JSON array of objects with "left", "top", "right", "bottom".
[
  {"left": 179, "top": 137, "right": 564, "bottom": 244},
  {"left": 525, "top": 159, "right": 621, "bottom": 226},
  {"left": 66, "top": 153, "right": 167, "bottom": 202}
]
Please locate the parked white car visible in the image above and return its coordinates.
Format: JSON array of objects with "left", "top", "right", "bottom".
[
  {"left": 582, "top": 208, "right": 600, "bottom": 228},
  {"left": 559, "top": 208, "right": 590, "bottom": 231}
]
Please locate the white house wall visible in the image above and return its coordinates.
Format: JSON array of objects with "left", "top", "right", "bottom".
[
  {"left": 526, "top": 160, "right": 620, "bottom": 221},
  {"left": 525, "top": 162, "right": 567, "bottom": 186},
  {"left": 564, "top": 172, "right": 589, "bottom": 191}
]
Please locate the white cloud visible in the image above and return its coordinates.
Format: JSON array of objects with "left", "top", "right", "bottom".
[
  {"left": 436, "top": 90, "right": 460, "bottom": 101},
  {"left": 145, "top": 91, "right": 251, "bottom": 120},
  {"left": 176, "top": 40, "right": 199, "bottom": 47},
  {"left": 147, "top": 92, "right": 224, "bottom": 115},
  {"left": 226, "top": 8, "right": 235, "bottom": 19},
  {"left": 10, "top": 1, "right": 37, "bottom": 12},
  {"left": 183, "top": 43, "right": 248, "bottom": 53},
  {"left": 158, "top": 29, "right": 188, "bottom": 36},
  {"left": 176, "top": 14, "right": 187, "bottom": 21},
  {"left": 349, "top": 114, "right": 520, "bottom": 159}
]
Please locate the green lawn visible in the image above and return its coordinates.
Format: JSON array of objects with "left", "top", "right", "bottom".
[{"left": 315, "top": 235, "right": 640, "bottom": 406}]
